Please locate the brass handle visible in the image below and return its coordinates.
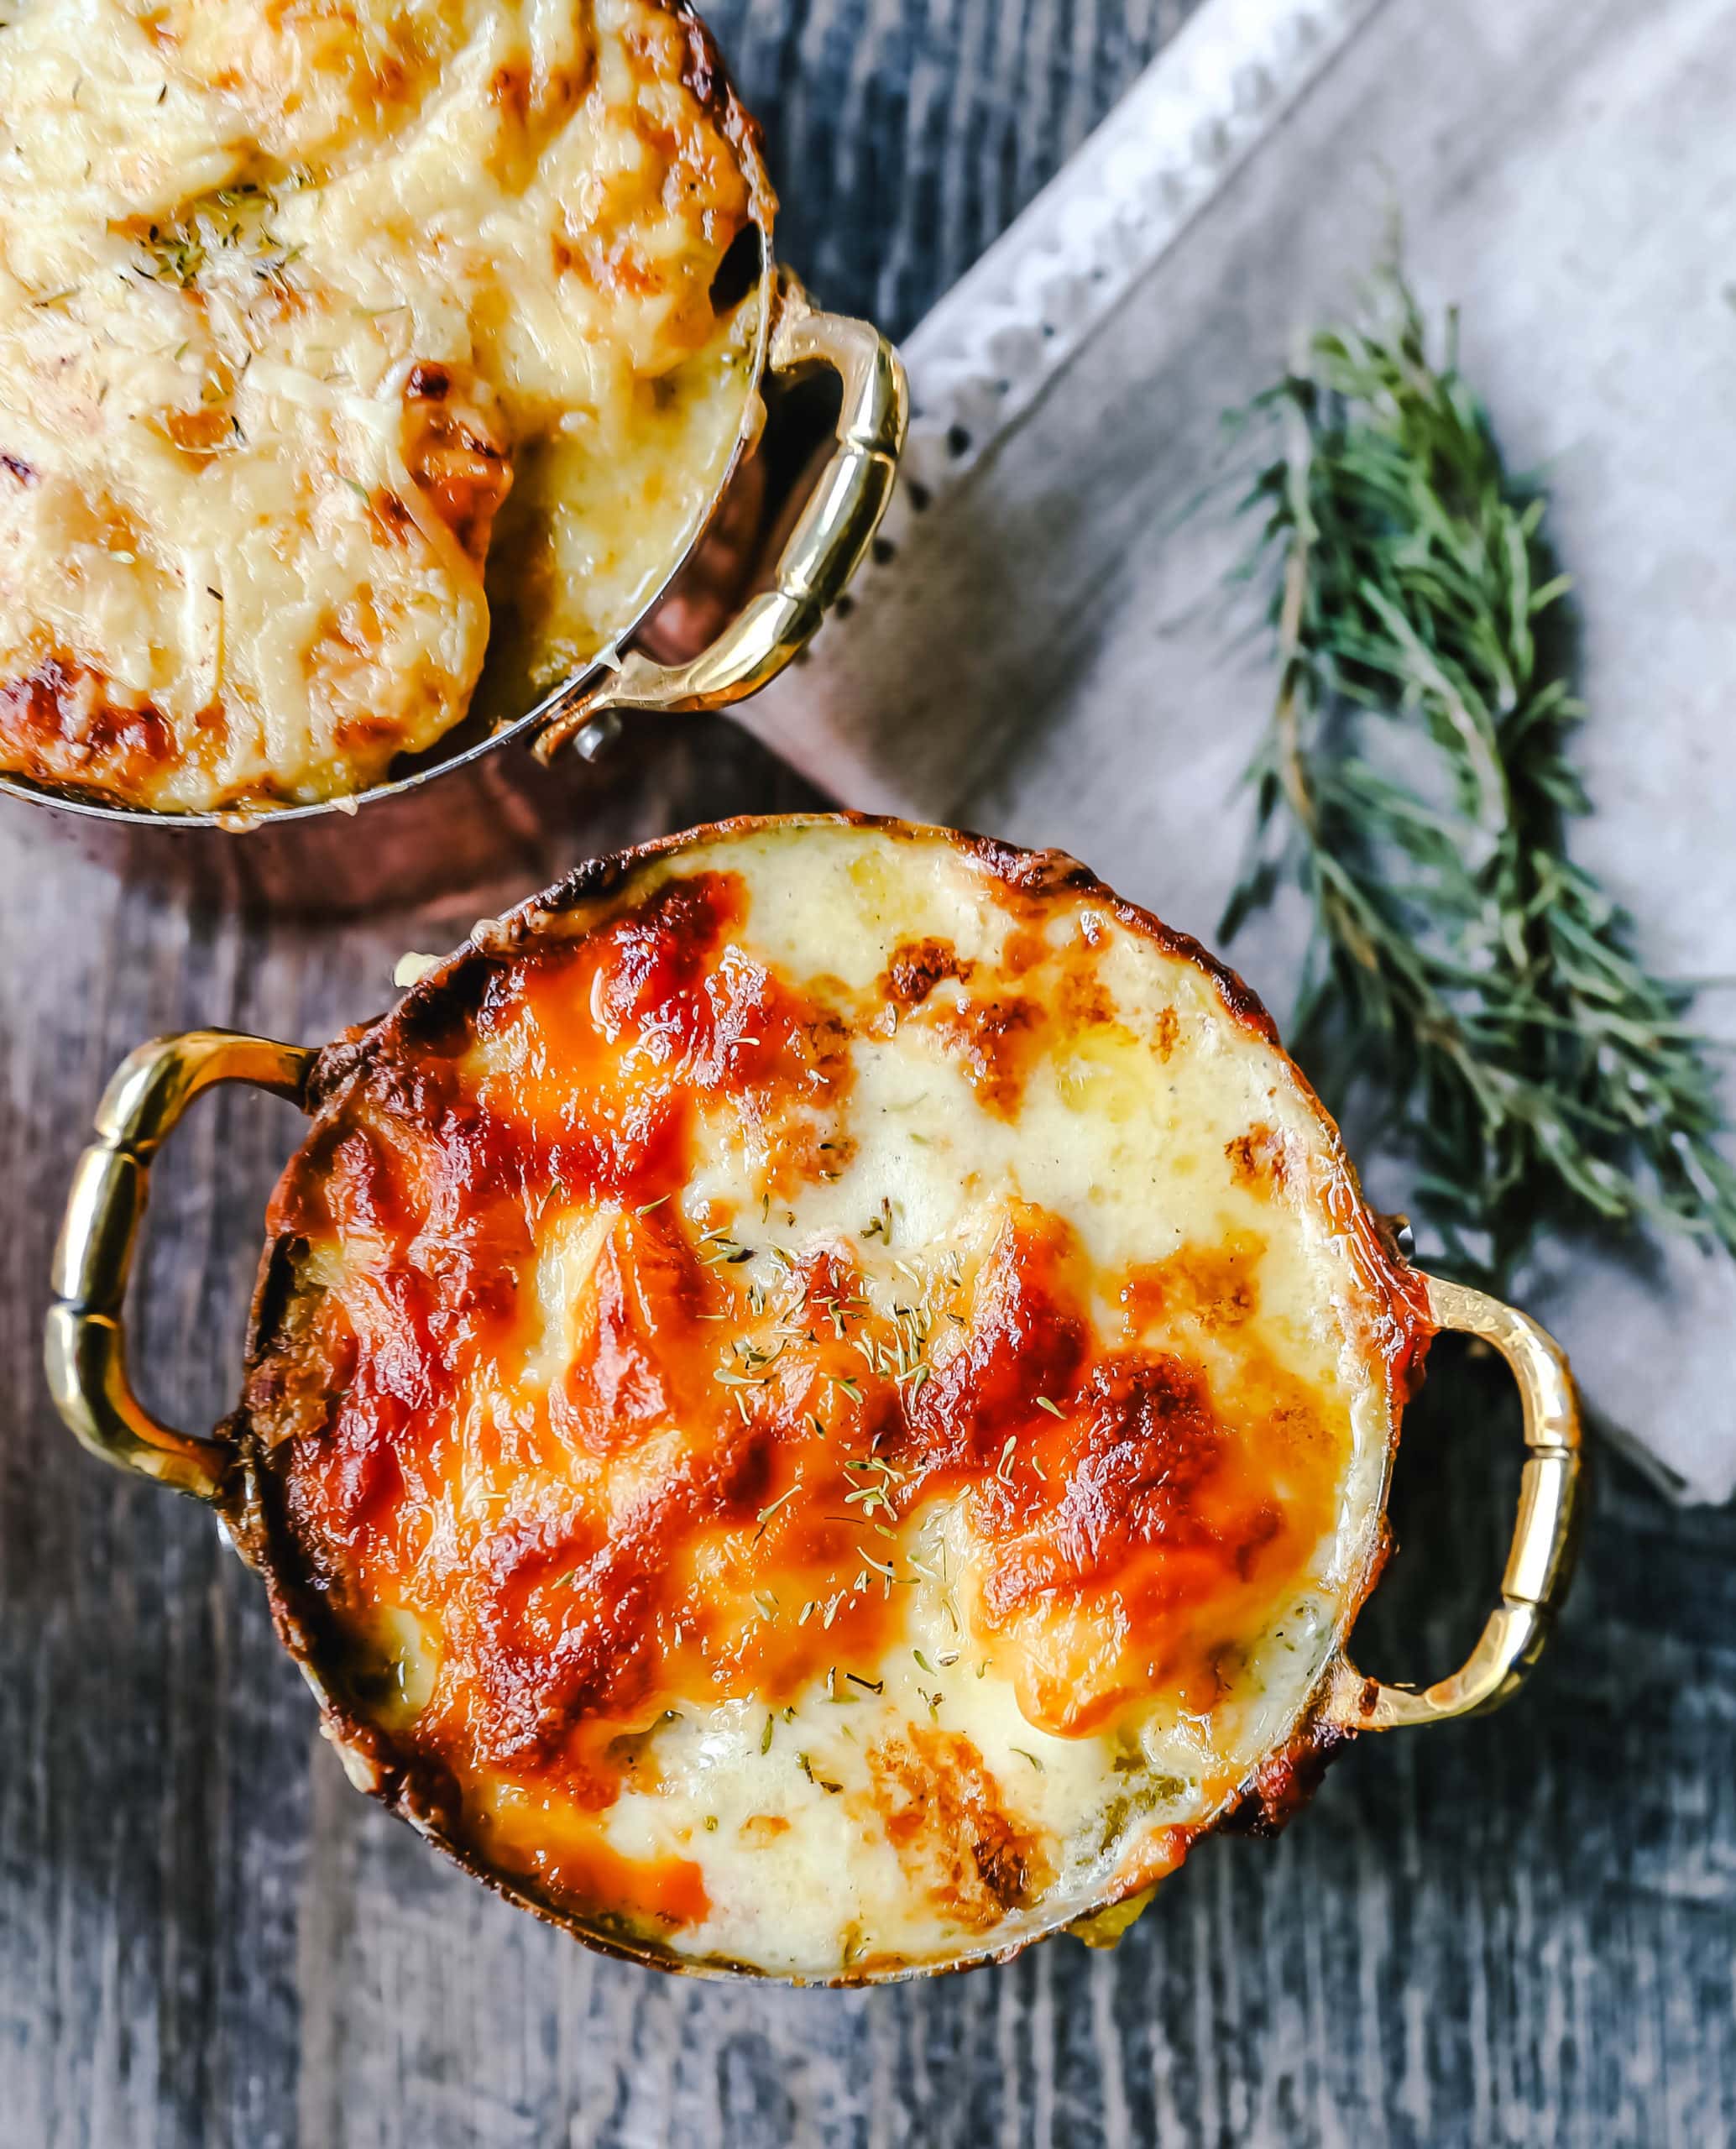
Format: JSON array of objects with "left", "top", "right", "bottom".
[
  {"left": 535, "top": 280, "right": 908, "bottom": 758},
  {"left": 1326, "top": 1273, "right": 1583, "bottom": 1731},
  {"left": 45, "top": 1030, "right": 316, "bottom": 1503}
]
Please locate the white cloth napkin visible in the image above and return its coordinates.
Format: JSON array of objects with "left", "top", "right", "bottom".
[{"left": 744, "top": 0, "right": 1736, "bottom": 1501}]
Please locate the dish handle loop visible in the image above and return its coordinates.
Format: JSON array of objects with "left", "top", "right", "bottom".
[
  {"left": 534, "top": 280, "right": 908, "bottom": 759},
  {"left": 1325, "top": 1273, "right": 1583, "bottom": 1731},
  {"left": 45, "top": 1030, "right": 316, "bottom": 1503}
]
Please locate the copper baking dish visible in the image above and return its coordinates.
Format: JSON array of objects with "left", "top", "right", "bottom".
[
  {"left": 0, "top": 7, "right": 906, "bottom": 914},
  {"left": 45, "top": 814, "right": 1582, "bottom": 1981}
]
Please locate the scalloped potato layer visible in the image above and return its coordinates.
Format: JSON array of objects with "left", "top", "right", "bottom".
[
  {"left": 245, "top": 820, "right": 1430, "bottom": 1975},
  {"left": 0, "top": 0, "right": 761, "bottom": 811}
]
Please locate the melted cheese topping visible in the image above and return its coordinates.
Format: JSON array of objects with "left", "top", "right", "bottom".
[
  {"left": 244, "top": 818, "right": 1430, "bottom": 1976},
  {"left": 0, "top": 0, "right": 761, "bottom": 811}
]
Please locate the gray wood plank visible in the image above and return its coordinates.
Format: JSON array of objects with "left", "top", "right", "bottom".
[
  {"left": 702, "top": 0, "right": 1205, "bottom": 335},
  {"left": 3, "top": 3, "right": 1734, "bottom": 2146}
]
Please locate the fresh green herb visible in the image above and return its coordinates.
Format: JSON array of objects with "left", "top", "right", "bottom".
[{"left": 1223, "top": 265, "right": 1736, "bottom": 1284}]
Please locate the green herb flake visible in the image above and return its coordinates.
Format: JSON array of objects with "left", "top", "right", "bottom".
[{"left": 751, "top": 1487, "right": 794, "bottom": 1538}]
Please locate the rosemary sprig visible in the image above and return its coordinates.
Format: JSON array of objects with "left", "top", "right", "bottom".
[{"left": 1223, "top": 268, "right": 1736, "bottom": 1285}]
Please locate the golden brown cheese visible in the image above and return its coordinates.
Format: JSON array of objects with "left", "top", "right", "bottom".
[
  {"left": 0, "top": 0, "right": 764, "bottom": 812},
  {"left": 240, "top": 818, "right": 1430, "bottom": 1976}
]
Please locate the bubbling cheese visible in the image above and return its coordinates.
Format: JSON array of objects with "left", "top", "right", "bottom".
[
  {"left": 241, "top": 818, "right": 1431, "bottom": 1977},
  {"left": 0, "top": 0, "right": 764, "bottom": 811}
]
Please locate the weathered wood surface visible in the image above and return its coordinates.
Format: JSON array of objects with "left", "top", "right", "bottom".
[{"left": 3, "top": 3, "right": 1735, "bottom": 2145}]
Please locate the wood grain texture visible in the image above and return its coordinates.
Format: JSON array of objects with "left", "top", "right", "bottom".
[
  {"left": 3, "top": 3, "right": 1734, "bottom": 2145},
  {"left": 702, "top": 0, "right": 1205, "bottom": 336}
]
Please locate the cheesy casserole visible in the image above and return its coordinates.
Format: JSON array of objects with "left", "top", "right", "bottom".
[
  {"left": 0, "top": 0, "right": 766, "bottom": 812},
  {"left": 238, "top": 818, "right": 1432, "bottom": 1977}
]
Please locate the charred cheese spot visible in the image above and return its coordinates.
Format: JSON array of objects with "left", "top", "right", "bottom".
[
  {"left": 880, "top": 936, "right": 973, "bottom": 1007},
  {"left": 400, "top": 365, "right": 513, "bottom": 567},
  {"left": 243, "top": 818, "right": 1431, "bottom": 1976},
  {"left": 924, "top": 990, "right": 1044, "bottom": 1117},
  {"left": 867, "top": 1728, "right": 1052, "bottom": 1931},
  {"left": 1226, "top": 1123, "right": 1288, "bottom": 1194},
  {"left": 0, "top": 653, "right": 178, "bottom": 803},
  {"left": 0, "top": 0, "right": 762, "bottom": 811}
]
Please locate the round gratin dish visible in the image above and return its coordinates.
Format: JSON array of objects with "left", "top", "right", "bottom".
[
  {"left": 0, "top": 2, "right": 905, "bottom": 909},
  {"left": 47, "top": 815, "right": 1582, "bottom": 1983}
]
